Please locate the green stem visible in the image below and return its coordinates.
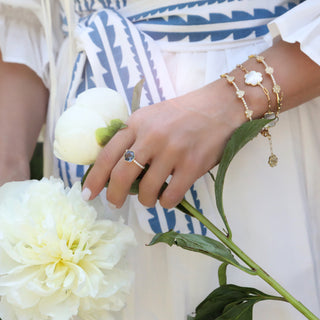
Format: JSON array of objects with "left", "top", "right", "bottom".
[
  {"left": 260, "top": 296, "right": 287, "bottom": 302},
  {"left": 180, "top": 199, "right": 319, "bottom": 320}
]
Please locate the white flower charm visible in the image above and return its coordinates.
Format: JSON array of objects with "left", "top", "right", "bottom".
[
  {"left": 54, "top": 87, "right": 129, "bottom": 165},
  {"left": 54, "top": 106, "right": 106, "bottom": 165},
  {"left": 0, "top": 178, "right": 135, "bottom": 320},
  {"left": 244, "top": 71, "right": 263, "bottom": 86}
]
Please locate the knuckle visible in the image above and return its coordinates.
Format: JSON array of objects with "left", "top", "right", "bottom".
[
  {"left": 127, "top": 108, "right": 145, "bottom": 129},
  {"left": 165, "top": 139, "right": 191, "bottom": 159},
  {"left": 182, "top": 157, "right": 202, "bottom": 175},
  {"left": 142, "top": 128, "right": 167, "bottom": 148}
]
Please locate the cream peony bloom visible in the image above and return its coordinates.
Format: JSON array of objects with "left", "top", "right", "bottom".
[
  {"left": 76, "top": 87, "right": 129, "bottom": 126},
  {"left": 0, "top": 178, "right": 135, "bottom": 320},
  {"left": 54, "top": 87, "right": 129, "bottom": 165},
  {"left": 54, "top": 106, "right": 105, "bottom": 165}
]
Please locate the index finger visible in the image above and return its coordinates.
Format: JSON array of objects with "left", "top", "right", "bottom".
[{"left": 82, "top": 127, "right": 134, "bottom": 200}]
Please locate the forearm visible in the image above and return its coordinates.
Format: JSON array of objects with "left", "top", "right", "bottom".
[
  {"left": 0, "top": 52, "right": 48, "bottom": 184},
  {"left": 84, "top": 39, "right": 320, "bottom": 209},
  {"left": 204, "top": 40, "right": 320, "bottom": 126}
]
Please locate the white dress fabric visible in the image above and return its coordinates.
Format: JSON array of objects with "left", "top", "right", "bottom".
[{"left": 1, "top": 0, "right": 320, "bottom": 319}]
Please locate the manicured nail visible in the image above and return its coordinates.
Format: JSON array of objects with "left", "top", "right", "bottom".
[
  {"left": 108, "top": 201, "right": 117, "bottom": 209},
  {"left": 81, "top": 187, "right": 91, "bottom": 201}
]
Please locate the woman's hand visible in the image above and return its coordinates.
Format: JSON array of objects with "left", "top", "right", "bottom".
[
  {"left": 82, "top": 40, "right": 320, "bottom": 209},
  {"left": 82, "top": 80, "right": 246, "bottom": 209}
]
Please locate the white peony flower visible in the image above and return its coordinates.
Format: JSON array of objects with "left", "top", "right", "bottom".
[
  {"left": 54, "top": 106, "right": 105, "bottom": 165},
  {"left": 54, "top": 87, "right": 129, "bottom": 165},
  {"left": 0, "top": 178, "right": 135, "bottom": 320},
  {"left": 76, "top": 87, "right": 129, "bottom": 126}
]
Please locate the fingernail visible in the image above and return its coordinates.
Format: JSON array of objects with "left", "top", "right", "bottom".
[
  {"left": 81, "top": 187, "right": 92, "bottom": 201},
  {"left": 108, "top": 201, "right": 117, "bottom": 209}
]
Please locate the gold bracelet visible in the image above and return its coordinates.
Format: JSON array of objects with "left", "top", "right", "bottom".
[
  {"left": 236, "top": 64, "right": 272, "bottom": 114},
  {"left": 248, "top": 55, "right": 283, "bottom": 167},
  {"left": 220, "top": 73, "right": 253, "bottom": 121},
  {"left": 249, "top": 55, "right": 283, "bottom": 117}
]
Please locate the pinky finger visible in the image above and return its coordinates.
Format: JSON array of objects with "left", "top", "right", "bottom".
[{"left": 158, "top": 168, "right": 197, "bottom": 209}]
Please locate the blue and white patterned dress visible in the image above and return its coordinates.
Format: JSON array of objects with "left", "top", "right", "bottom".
[
  {"left": 1, "top": 0, "right": 320, "bottom": 319},
  {"left": 56, "top": 0, "right": 305, "bottom": 237}
]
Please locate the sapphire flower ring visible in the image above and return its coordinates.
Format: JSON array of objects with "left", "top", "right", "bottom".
[{"left": 124, "top": 150, "right": 145, "bottom": 169}]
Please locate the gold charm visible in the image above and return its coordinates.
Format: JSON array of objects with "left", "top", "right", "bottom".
[{"left": 268, "top": 154, "right": 278, "bottom": 167}]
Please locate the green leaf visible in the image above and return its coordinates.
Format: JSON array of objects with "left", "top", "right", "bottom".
[
  {"left": 215, "top": 119, "right": 271, "bottom": 237},
  {"left": 215, "top": 300, "right": 255, "bottom": 320},
  {"left": 194, "top": 284, "right": 283, "bottom": 320},
  {"left": 218, "top": 262, "right": 228, "bottom": 286},
  {"left": 131, "top": 78, "right": 145, "bottom": 113},
  {"left": 95, "top": 119, "right": 127, "bottom": 147},
  {"left": 148, "top": 231, "right": 240, "bottom": 266}
]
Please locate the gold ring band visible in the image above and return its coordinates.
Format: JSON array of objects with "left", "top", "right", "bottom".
[{"left": 124, "top": 150, "right": 145, "bottom": 169}]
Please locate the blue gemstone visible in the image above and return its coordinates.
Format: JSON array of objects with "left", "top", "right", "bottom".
[{"left": 124, "top": 150, "right": 135, "bottom": 162}]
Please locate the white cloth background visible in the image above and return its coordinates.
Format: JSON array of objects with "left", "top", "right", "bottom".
[{"left": 0, "top": 1, "right": 320, "bottom": 319}]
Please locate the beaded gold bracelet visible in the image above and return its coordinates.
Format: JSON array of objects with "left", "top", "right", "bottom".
[
  {"left": 248, "top": 55, "right": 283, "bottom": 167},
  {"left": 236, "top": 64, "right": 272, "bottom": 115},
  {"left": 249, "top": 55, "right": 283, "bottom": 117},
  {"left": 236, "top": 63, "right": 278, "bottom": 167},
  {"left": 220, "top": 73, "right": 253, "bottom": 121}
]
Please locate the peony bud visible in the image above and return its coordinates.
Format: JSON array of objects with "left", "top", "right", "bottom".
[
  {"left": 76, "top": 87, "right": 129, "bottom": 125},
  {"left": 54, "top": 106, "right": 105, "bottom": 165},
  {"left": 54, "top": 87, "right": 130, "bottom": 165}
]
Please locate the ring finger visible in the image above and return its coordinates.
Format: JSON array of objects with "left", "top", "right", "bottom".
[{"left": 107, "top": 144, "right": 148, "bottom": 207}]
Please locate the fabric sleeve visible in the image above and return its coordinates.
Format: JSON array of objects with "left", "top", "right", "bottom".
[
  {"left": 0, "top": 1, "right": 59, "bottom": 88},
  {"left": 268, "top": 0, "right": 320, "bottom": 65}
]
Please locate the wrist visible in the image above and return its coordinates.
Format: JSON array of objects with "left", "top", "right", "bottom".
[{"left": 200, "top": 78, "right": 255, "bottom": 131}]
